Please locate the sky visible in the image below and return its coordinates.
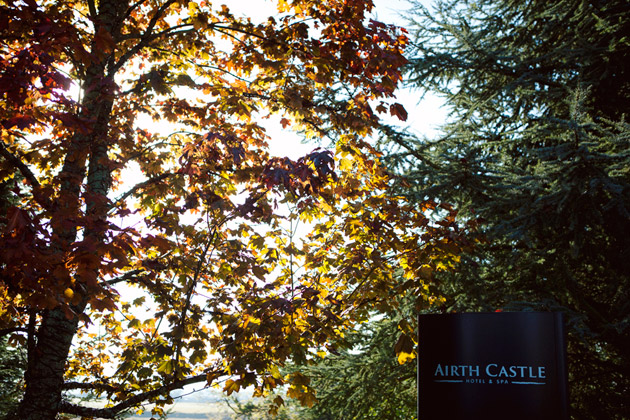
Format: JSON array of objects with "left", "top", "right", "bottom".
[
  {"left": 217, "top": 0, "right": 447, "bottom": 159},
  {"left": 90, "top": 0, "right": 447, "bottom": 412},
  {"left": 112, "top": 0, "right": 448, "bottom": 305}
]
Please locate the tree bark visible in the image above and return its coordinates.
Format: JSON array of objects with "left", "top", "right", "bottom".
[
  {"left": 15, "top": 77, "right": 116, "bottom": 420},
  {"left": 13, "top": 1, "right": 129, "bottom": 419},
  {"left": 14, "top": 305, "right": 87, "bottom": 420}
]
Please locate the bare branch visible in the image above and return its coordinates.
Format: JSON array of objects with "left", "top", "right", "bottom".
[
  {"left": 102, "top": 269, "right": 145, "bottom": 286},
  {"left": 0, "top": 327, "right": 28, "bottom": 337},
  {"left": 62, "top": 381, "right": 119, "bottom": 394},
  {"left": 122, "top": 0, "right": 150, "bottom": 23},
  {"left": 87, "top": 0, "right": 97, "bottom": 19},
  {"left": 0, "top": 143, "right": 40, "bottom": 189},
  {"left": 211, "top": 24, "right": 274, "bottom": 41}
]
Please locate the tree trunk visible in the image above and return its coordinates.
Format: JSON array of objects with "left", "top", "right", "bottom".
[
  {"left": 14, "top": 305, "right": 86, "bottom": 420},
  {"left": 15, "top": 86, "right": 115, "bottom": 420},
  {"left": 13, "top": 1, "right": 129, "bottom": 418}
]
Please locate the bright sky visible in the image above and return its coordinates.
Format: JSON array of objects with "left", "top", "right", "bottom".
[
  {"left": 218, "top": 0, "right": 446, "bottom": 159},
  {"left": 87, "top": 0, "right": 447, "bottom": 409},
  {"left": 113, "top": 0, "right": 447, "bottom": 291}
]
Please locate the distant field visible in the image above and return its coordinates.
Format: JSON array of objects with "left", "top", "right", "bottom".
[
  {"left": 70, "top": 389, "right": 241, "bottom": 420},
  {"left": 128, "top": 401, "right": 233, "bottom": 420}
]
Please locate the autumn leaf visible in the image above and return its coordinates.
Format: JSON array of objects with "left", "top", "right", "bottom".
[
  {"left": 0, "top": 1, "right": 463, "bottom": 419},
  {"left": 389, "top": 102, "right": 408, "bottom": 121},
  {"left": 394, "top": 333, "right": 416, "bottom": 365}
]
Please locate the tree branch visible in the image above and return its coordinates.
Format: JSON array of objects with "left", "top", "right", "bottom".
[
  {"left": 0, "top": 327, "right": 28, "bottom": 337},
  {"left": 109, "top": 0, "right": 181, "bottom": 74},
  {"left": 102, "top": 269, "right": 145, "bottom": 286},
  {"left": 122, "top": 0, "right": 150, "bottom": 23},
  {"left": 58, "top": 372, "right": 219, "bottom": 419},
  {"left": 110, "top": 5, "right": 272, "bottom": 76},
  {"left": 379, "top": 125, "right": 442, "bottom": 170},
  {"left": 62, "top": 381, "right": 119, "bottom": 394},
  {"left": 0, "top": 142, "right": 52, "bottom": 210},
  {"left": 108, "top": 172, "right": 173, "bottom": 212},
  {"left": 87, "top": 0, "right": 97, "bottom": 20}
]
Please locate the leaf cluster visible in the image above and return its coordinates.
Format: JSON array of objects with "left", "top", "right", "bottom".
[{"left": 0, "top": 1, "right": 466, "bottom": 419}]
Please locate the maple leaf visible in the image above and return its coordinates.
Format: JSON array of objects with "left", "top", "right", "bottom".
[
  {"left": 389, "top": 102, "right": 408, "bottom": 121},
  {"left": 2, "top": 115, "right": 37, "bottom": 130},
  {"left": 0, "top": 2, "right": 465, "bottom": 419}
]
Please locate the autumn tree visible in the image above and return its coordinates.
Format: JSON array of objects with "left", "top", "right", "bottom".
[
  {"left": 0, "top": 1, "right": 465, "bottom": 419},
  {"left": 377, "top": 0, "right": 630, "bottom": 418},
  {"left": 222, "top": 302, "right": 420, "bottom": 420}
]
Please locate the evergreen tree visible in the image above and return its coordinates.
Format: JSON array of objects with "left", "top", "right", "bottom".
[
  {"left": 0, "top": 159, "right": 26, "bottom": 418},
  {"left": 300, "top": 315, "right": 417, "bottom": 420},
  {"left": 377, "top": 0, "right": 630, "bottom": 418},
  {"left": 0, "top": 337, "right": 26, "bottom": 419},
  {"left": 249, "top": 1, "right": 629, "bottom": 418}
]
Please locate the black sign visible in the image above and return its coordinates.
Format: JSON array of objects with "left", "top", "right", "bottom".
[{"left": 417, "top": 312, "right": 568, "bottom": 420}]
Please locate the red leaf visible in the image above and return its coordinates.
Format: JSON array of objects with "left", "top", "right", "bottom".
[
  {"left": 94, "top": 27, "right": 115, "bottom": 53},
  {"left": 2, "top": 115, "right": 36, "bottom": 130},
  {"left": 5, "top": 207, "right": 30, "bottom": 234},
  {"left": 389, "top": 103, "right": 408, "bottom": 121}
]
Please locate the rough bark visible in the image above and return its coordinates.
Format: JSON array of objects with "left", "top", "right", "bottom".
[
  {"left": 13, "top": 1, "right": 129, "bottom": 419},
  {"left": 14, "top": 305, "right": 86, "bottom": 420},
  {"left": 15, "top": 74, "right": 116, "bottom": 420}
]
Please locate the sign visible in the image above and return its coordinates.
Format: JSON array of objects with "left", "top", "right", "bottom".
[{"left": 417, "top": 312, "right": 568, "bottom": 420}]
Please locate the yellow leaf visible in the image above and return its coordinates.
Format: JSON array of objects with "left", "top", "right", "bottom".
[
  {"left": 394, "top": 333, "right": 416, "bottom": 365},
  {"left": 339, "top": 157, "right": 353, "bottom": 172},
  {"left": 397, "top": 351, "right": 415, "bottom": 365},
  {"left": 269, "top": 364, "right": 283, "bottom": 379},
  {"left": 224, "top": 378, "right": 240, "bottom": 395},
  {"left": 157, "top": 360, "right": 173, "bottom": 375}
]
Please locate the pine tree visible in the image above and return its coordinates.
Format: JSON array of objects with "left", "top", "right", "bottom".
[
  {"left": 378, "top": 0, "right": 630, "bottom": 418},
  {"left": 0, "top": 160, "right": 26, "bottom": 418},
  {"left": 296, "top": 314, "right": 417, "bottom": 420},
  {"left": 0, "top": 337, "right": 26, "bottom": 419}
]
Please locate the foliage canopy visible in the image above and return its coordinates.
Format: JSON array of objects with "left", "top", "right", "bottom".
[{"left": 0, "top": 1, "right": 466, "bottom": 419}]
